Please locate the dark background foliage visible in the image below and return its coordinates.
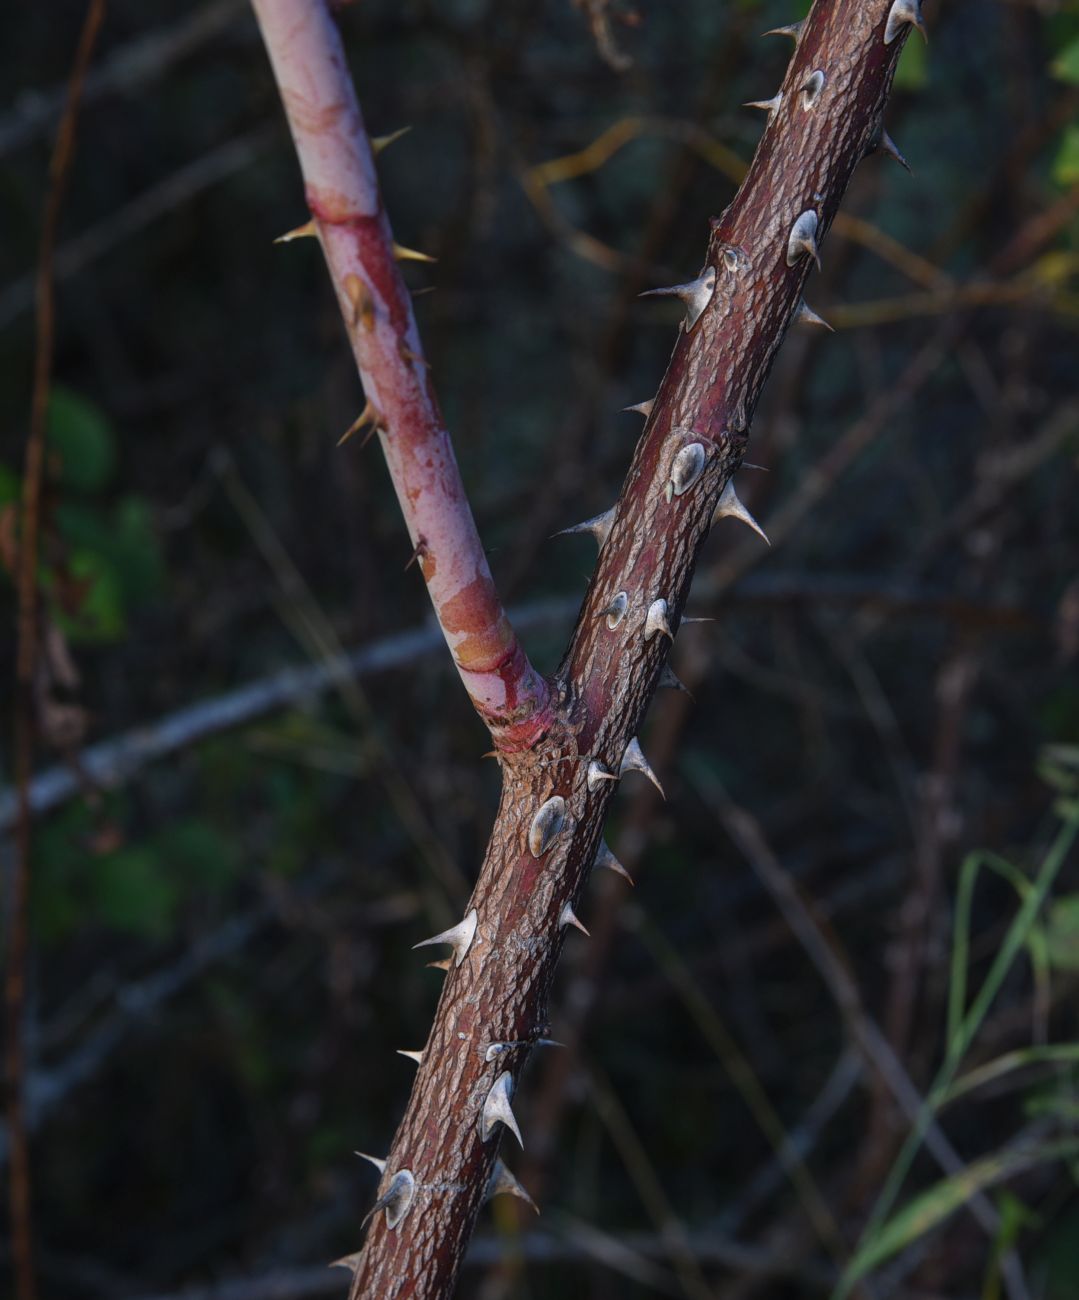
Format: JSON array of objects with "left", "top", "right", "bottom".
[{"left": 2, "top": 0, "right": 1079, "bottom": 1296}]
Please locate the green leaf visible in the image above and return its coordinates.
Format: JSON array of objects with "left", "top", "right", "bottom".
[
  {"left": 1053, "top": 125, "right": 1079, "bottom": 186},
  {"left": 1046, "top": 895, "right": 1079, "bottom": 970},
  {"left": 1051, "top": 36, "right": 1079, "bottom": 84},
  {"left": 50, "top": 548, "right": 127, "bottom": 643},
  {"left": 840, "top": 1140, "right": 1079, "bottom": 1292},
  {"left": 894, "top": 38, "right": 927, "bottom": 90},
  {"left": 47, "top": 388, "right": 116, "bottom": 493},
  {"left": 93, "top": 846, "right": 181, "bottom": 938}
]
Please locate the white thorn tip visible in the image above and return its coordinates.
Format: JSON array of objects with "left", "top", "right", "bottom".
[
  {"left": 412, "top": 908, "right": 478, "bottom": 967},
  {"left": 481, "top": 1071, "right": 524, "bottom": 1148},
  {"left": 559, "top": 901, "right": 591, "bottom": 936},
  {"left": 396, "top": 1049, "right": 423, "bottom": 1065}
]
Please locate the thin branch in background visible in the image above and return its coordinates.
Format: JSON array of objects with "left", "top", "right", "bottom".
[{"left": 8, "top": 8, "right": 107, "bottom": 1299}]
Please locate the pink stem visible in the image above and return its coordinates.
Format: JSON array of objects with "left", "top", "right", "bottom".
[{"left": 249, "top": 0, "right": 552, "bottom": 751}]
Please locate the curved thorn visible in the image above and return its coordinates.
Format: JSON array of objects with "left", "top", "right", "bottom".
[
  {"left": 553, "top": 506, "right": 616, "bottom": 548},
  {"left": 623, "top": 399, "right": 655, "bottom": 419},
  {"left": 659, "top": 664, "right": 694, "bottom": 699},
  {"left": 786, "top": 210, "right": 821, "bottom": 270},
  {"left": 644, "top": 598, "right": 674, "bottom": 642},
  {"left": 744, "top": 94, "right": 783, "bottom": 121},
  {"left": 587, "top": 760, "right": 618, "bottom": 793},
  {"left": 355, "top": 1152, "right": 387, "bottom": 1174},
  {"left": 884, "top": 0, "right": 927, "bottom": 44},
  {"left": 595, "top": 839, "right": 634, "bottom": 885},
  {"left": 486, "top": 1159, "right": 539, "bottom": 1213},
  {"left": 762, "top": 20, "right": 803, "bottom": 41},
  {"left": 640, "top": 267, "right": 716, "bottom": 329},
  {"left": 529, "top": 796, "right": 567, "bottom": 857},
  {"left": 794, "top": 299, "right": 834, "bottom": 332},
  {"left": 329, "top": 1253, "right": 361, "bottom": 1274},
  {"left": 619, "top": 737, "right": 665, "bottom": 798},
  {"left": 396, "top": 1049, "right": 423, "bottom": 1065},
  {"left": 711, "top": 480, "right": 770, "bottom": 544},
  {"left": 338, "top": 399, "right": 382, "bottom": 447},
  {"left": 877, "top": 128, "right": 912, "bottom": 174},
  {"left": 361, "top": 1169, "right": 416, "bottom": 1231},
  {"left": 481, "top": 1071, "right": 524, "bottom": 1148},
  {"left": 412, "top": 908, "right": 478, "bottom": 967},
  {"left": 559, "top": 901, "right": 591, "bottom": 936}
]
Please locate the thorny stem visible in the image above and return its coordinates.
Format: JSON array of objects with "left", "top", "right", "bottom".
[
  {"left": 251, "top": 0, "right": 924, "bottom": 1296},
  {"left": 248, "top": 0, "right": 552, "bottom": 752}
]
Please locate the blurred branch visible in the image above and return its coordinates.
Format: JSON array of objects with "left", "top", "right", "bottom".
[
  {"left": 0, "top": 0, "right": 245, "bottom": 158},
  {"left": 7, "top": 6, "right": 106, "bottom": 1299}
]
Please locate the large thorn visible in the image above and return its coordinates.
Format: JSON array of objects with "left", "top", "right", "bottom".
[
  {"left": 658, "top": 664, "right": 693, "bottom": 698},
  {"left": 623, "top": 399, "right": 654, "bottom": 419},
  {"left": 872, "top": 127, "right": 912, "bottom": 174},
  {"left": 711, "top": 480, "right": 770, "bottom": 544},
  {"left": 762, "top": 20, "right": 803, "bottom": 41},
  {"left": 412, "top": 908, "right": 478, "bottom": 967},
  {"left": 529, "top": 796, "right": 567, "bottom": 857},
  {"left": 274, "top": 219, "right": 317, "bottom": 244},
  {"left": 371, "top": 125, "right": 411, "bottom": 156},
  {"left": 786, "top": 210, "right": 821, "bottom": 269},
  {"left": 640, "top": 266, "right": 716, "bottom": 330},
  {"left": 396, "top": 1049, "right": 423, "bottom": 1066},
  {"left": 330, "top": 1253, "right": 361, "bottom": 1274},
  {"left": 361, "top": 1169, "right": 416, "bottom": 1231},
  {"left": 644, "top": 598, "right": 674, "bottom": 642},
  {"left": 620, "top": 737, "right": 664, "bottom": 797},
  {"left": 587, "top": 760, "right": 618, "bottom": 793},
  {"left": 595, "top": 839, "right": 634, "bottom": 885},
  {"left": 486, "top": 1159, "right": 539, "bottom": 1213},
  {"left": 744, "top": 93, "right": 783, "bottom": 121},
  {"left": 393, "top": 241, "right": 437, "bottom": 264},
  {"left": 794, "top": 299, "right": 834, "bottom": 332},
  {"left": 559, "top": 901, "right": 591, "bottom": 936},
  {"left": 480, "top": 1071, "right": 524, "bottom": 1147},
  {"left": 553, "top": 506, "right": 616, "bottom": 549},
  {"left": 884, "top": 0, "right": 927, "bottom": 44},
  {"left": 355, "top": 1152, "right": 387, "bottom": 1174}
]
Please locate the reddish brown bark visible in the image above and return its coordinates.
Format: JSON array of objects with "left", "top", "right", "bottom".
[{"left": 251, "top": 0, "right": 925, "bottom": 1295}]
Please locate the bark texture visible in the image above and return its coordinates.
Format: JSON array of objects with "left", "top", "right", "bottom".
[{"left": 253, "top": 0, "right": 924, "bottom": 1295}]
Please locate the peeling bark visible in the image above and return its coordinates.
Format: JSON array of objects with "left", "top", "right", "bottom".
[{"left": 250, "top": 0, "right": 925, "bottom": 1295}]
